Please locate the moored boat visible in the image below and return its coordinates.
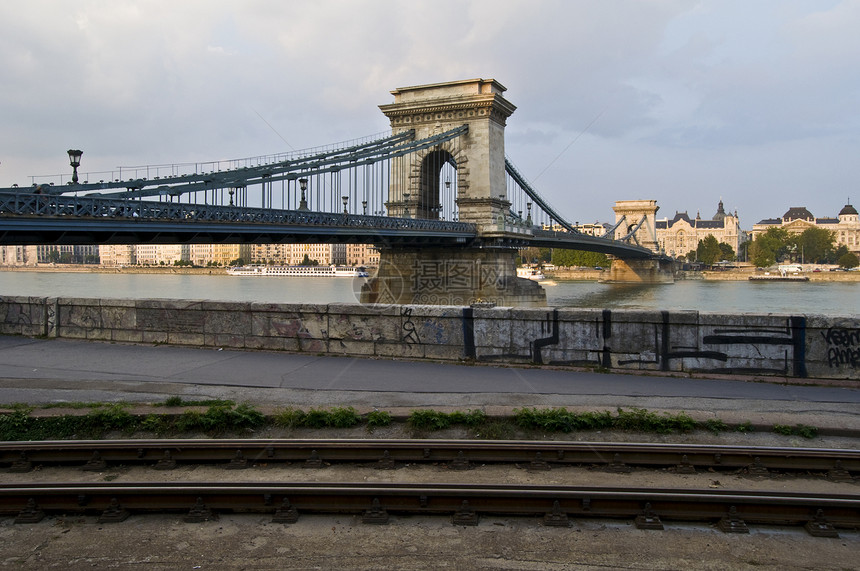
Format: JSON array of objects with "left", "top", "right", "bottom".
[
  {"left": 517, "top": 266, "right": 546, "bottom": 281},
  {"left": 227, "top": 265, "right": 369, "bottom": 277}
]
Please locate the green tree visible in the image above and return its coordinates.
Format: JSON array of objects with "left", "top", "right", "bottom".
[
  {"left": 750, "top": 227, "right": 790, "bottom": 267},
  {"left": 300, "top": 255, "right": 319, "bottom": 266},
  {"left": 838, "top": 252, "right": 859, "bottom": 269},
  {"left": 228, "top": 258, "right": 245, "bottom": 267},
  {"left": 718, "top": 242, "right": 736, "bottom": 262},
  {"left": 696, "top": 235, "right": 722, "bottom": 265},
  {"left": 828, "top": 245, "right": 850, "bottom": 264},
  {"left": 792, "top": 227, "right": 835, "bottom": 263},
  {"left": 551, "top": 249, "right": 609, "bottom": 268}
]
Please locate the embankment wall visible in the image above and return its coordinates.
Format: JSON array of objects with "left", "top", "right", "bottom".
[{"left": 1, "top": 296, "right": 858, "bottom": 381}]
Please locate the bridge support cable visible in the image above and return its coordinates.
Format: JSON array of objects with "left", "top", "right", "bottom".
[
  {"left": 503, "top": 159, "right": 578, "bottom": 234},
  {"left": 600, "top": 215, "right": 625, "bottom": 239},
  {"left": 616, "top": 215, "right": 647, "bottom": 244}
]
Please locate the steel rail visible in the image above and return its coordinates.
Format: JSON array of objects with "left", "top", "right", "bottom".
[
  {"left": 2, "top": 439, "right": 858, "bottom": 476},
  {"left": 1, "top": 482, "right": 858, "bottom": 532}
]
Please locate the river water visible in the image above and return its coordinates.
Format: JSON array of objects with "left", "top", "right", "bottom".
[{"left": 0, "top": 271, "right": 857, "bottom": 316}]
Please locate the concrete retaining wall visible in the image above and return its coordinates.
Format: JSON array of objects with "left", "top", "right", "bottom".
[{"left": 1, "top": 296, "right": 858, "bottom": 381}]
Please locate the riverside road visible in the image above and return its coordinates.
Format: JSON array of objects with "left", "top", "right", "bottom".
[{"left": 1, "top": 335, "right": 859, "bottom": 432}]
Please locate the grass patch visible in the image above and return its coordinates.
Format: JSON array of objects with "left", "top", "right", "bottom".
[
  {"left": 703, "top": 418, "right": 729, "bottom": 435},
  {"left": 735, "top": 421, "right": 754, "bottom": 433},
  {"left": 365, "top": 410, "right": 392, "bottom": 428},
  {"left": 773, "top": 423, "right": 818, "bottom": 439}
]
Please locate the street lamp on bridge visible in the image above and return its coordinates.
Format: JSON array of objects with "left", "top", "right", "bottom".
[
  {"left": 67, "top": 149, "right": 83, "bottom": 184},
  {"left": 298, "top": 178, "right": 309, "bottom": 211}
]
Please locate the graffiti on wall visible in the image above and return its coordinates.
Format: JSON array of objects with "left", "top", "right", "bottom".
[
  {"left": 401, "top": 307, "right": 420, "bottom": 345},
  {"left": 822, "top": 326, "right": 860, "bottom": 369}
]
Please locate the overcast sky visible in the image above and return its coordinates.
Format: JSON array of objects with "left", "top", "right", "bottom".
[{"left": 2, "top": 0, "right": 858, "bottom": 226}]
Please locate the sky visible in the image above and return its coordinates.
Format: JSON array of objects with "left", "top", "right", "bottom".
[{"left": 1, "top": 0, "right": 858, "bottom": 227}]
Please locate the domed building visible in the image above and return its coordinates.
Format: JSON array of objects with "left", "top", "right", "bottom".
[
  {"left": 655, "top": 200, "right": 741, "bottom": 259},
  {"left": 751, "top": 202, "right": 860, "bottom": 256}
]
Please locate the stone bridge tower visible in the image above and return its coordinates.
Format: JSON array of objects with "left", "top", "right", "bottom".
[
  {"left": 611, "top": 200, "right": 660, "bottom": 252},
  {"left": 605, "top": 199, "right": 674, "bottom": 283},
  {"left": 361, "top": 79, "right": 546, "bottom": 307},
  {"left": 380, "top": 78, "right": 514, "bottom": 232}
]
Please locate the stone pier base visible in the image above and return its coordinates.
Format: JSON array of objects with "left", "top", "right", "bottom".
[
  {"left": 360, "top": 247, "right": 547, "bottom": 307},
  {"left": 602, "top": 258, "right": 676, "bottom": 284}
]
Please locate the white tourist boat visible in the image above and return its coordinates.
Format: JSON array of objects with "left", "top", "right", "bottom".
[
  {"left": 227, "top": 265, "right": 369, "bottom": 278},
  {"left": 517, "top": 266, "right": 546, "bottom": 281}
]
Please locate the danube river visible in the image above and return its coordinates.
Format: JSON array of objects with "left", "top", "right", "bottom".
[{"left": 1, "top": 270, "right": 858, "bottom": 316}]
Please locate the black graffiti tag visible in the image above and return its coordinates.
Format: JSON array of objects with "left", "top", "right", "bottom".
[{"left": 822, "top": 327, "right": 860, "bottom": 368}]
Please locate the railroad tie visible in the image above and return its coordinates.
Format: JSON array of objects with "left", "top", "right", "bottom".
[
  {"left": 184, "top": 497, "right": 216, "bottom": 523},
  {"left": 98, "top": 498, "right": 130, "bottom": 523},
  {"left": 827, "top": 460, "right": 853, "bottom": 482},
  {"left": 226, "top": 449, "right": 248, "bottom": 470},
  {"left": 634, "top": 502, "right": 664, "bottom": 530},
  {"left": 14, "top": 498, "right": 45, "bottom": 524},
  {"left": 718, "top": 506, "right": 749, "bottom": 534},
  {"left": 543, "top": 500, "right": 570, "bottom": 527},
  {"left": 82, "top": 450, "right": 107, "bottom": 472},
  {"left": 154, "top": 449, "right": 177, "bottom": 470},
  {"left": 804, "top": 509, "right": 839, "bottom": 538},
  {"left": 362, "top": 498, "right": 389, "bottom": 524},
  {"left": 452, "top": 500, "right": 479, "bottom": 526},
  {"left": 529, "top": 452, "right": 551, "bottom": 471},
  {"left": 272, "top": 498, "right": 299, "bottom": 524},
  {"left": 377, "top": 450, "right": 396, "bottom": 470},
  {"left": 9, "top": 451, "right": 32, "bottom": 473}
]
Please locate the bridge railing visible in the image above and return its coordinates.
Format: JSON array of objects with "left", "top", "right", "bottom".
[{"left": 0, "top": 190, "right": 477, "bottom": 234}]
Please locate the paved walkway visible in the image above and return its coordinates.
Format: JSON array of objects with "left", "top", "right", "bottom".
[{"left": 1, "top": 335, "right": 859, "bottom": 432}]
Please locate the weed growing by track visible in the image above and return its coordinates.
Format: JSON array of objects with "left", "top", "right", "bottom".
[{"left": 0, "top": 401, "right": 822, "bottom": 441}]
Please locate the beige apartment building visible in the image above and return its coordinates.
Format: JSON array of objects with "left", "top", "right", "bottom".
[{"left": 751, "top": 203, "right": 860, "bottom": 256}]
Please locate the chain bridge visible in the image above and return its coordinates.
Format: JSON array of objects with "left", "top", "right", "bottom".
[{"left": 0, "top": 79, "right": 673, "bottom": 306}]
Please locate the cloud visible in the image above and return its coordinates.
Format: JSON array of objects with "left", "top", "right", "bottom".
[{"left": 0, "top": 0, "right": 858, "bottom": 225}]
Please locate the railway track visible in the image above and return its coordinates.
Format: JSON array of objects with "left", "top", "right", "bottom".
[
  {"left": 2, "top": 440, "right": 857, "bottom": 535},
  {"left": 1, "top": 481, "right": 858, "bottom": 536},
  {"left": 2, "top": 439, "right": 859, "bottom": 477}
]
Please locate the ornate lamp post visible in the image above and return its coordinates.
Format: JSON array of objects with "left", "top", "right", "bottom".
[
  {"left": 298, "top": 178, "right": 309, "bottom": 211},
  {"left": 342, "top": 195, "right": 349, "bottom": 214},
  {"left": 362, "top": 200, "right": 367, "bottom": 215},
  {"left": 67, "top": 149, "right": 83, "bottom": 184}
]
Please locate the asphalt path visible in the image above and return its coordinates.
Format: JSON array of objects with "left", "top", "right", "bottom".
[{"left": 2, "top": 335, "right": 859, "bottom": 423}]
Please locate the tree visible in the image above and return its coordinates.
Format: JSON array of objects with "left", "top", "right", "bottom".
[
  {"left": 551, "top": 249, "right": 609, "bottom": 268},
  {"left": 718, "top": 242, "right": 736, "bottom": 262},
  {"left": 749, "top": 227, "right": 789, "bottom": 267},
  {"left": 300, "top": 254, "right": 319, "bottom": 266},
  {"left": 838, "top": 252, "right": 859, "bottom": 269},
  {"left": 696, "top": 235, "right": 721, "bottom": 265},
  {"left": 792, "top": 227, "right": 835, "bottom": 263},
  {"left": 228, "top": 258, "right": 245, "bottom": 267}
]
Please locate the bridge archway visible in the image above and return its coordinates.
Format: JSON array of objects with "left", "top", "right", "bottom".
[{"left": 413, "top": 148, "right": 459, "bottom": 220}]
